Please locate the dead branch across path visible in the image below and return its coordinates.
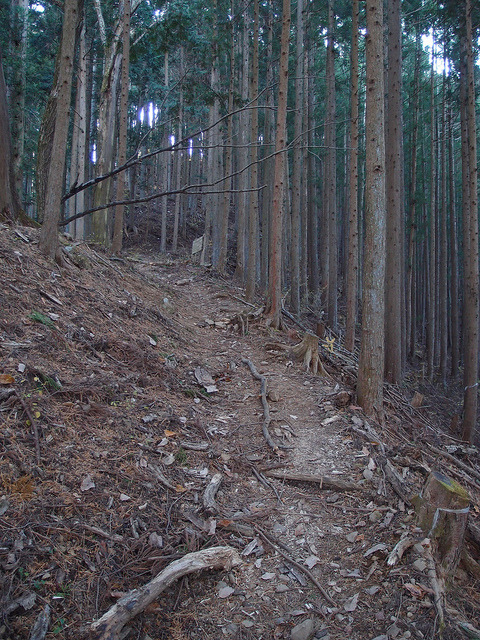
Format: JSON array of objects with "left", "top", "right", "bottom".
[
  {"left": 242, "top": 357, "right": 291, "bottom": 451},
  {"left": 254, "top": 525, "right": 336, "bottom": 607},
  {"left": 90, "top": 546, "right": 242, "bottom": 640},
  {"left": 264, "top": 469, "right": 360, "bottom": 492}
]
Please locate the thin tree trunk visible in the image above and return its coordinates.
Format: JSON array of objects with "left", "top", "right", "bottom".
[
  {"left": 38, "top": 0, "right": 79, "bottom": 259},
  {"left": 384, "top": 0, "right": 403, "bottom": 383},
  {"left": 427, "top": 62, "right": 436, "bottom": 381},
  {"left": 345, "top": 0, "right": 359, "bottom": 352},
  {"left": 265, "top": 0, "right": 291, "bottom": 329},
  {"left": 438, "top": 60, "right": 448, "bottom": 383},
  {"left": 10, "top": 0, "right": 28, "bottom": 199},
  {"left": 289, "top": 0, "right": 304, "bottom": 315},
  {"left": 461, "top": 0, "right": 479, "bottom": 442},
  {"left": 448, "top": 103, "right": 459, "bottom": 378},
  {"left": 325, "top": 0, "right": 337, "bottom": 328},
  {"left": 172, "top": 46, "right": 184, "bottom": 253},
  {"left": 246, "top": 0, "right": 260, "bottom": 301},
  {"left": 357, "top": 0, "right": 386, "bottom": 417},
  {"left": 160, "top": 52, "right": 169, "bottom": 253},
  {"left": 111, "top": 0, "right": 130, "bottom": 254}
]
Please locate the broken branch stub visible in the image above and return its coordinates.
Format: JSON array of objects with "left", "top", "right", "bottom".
[
  {"left": 90, "top": 546, "right": 242, "bottom": 640},
  {"left": 414, "top": 471, "right": 470, "bottom": 582},
  {"left": 291, "top": 333, "right": 327, "bottom": 376}
]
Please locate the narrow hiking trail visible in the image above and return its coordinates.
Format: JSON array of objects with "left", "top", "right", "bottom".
[{"left": 0, "top": 225, "right": 478, "bottom": 640}]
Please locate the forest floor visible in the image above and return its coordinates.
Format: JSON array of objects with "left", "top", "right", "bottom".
[{"left": 0, "top": 222, "right": 480, "bottom": 640}]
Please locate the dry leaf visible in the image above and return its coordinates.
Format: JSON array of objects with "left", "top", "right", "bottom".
[
  {"left": 0, "top": 374, "right": 14, "bottom": 385},
  {"left": 164, "top": 429, "right": 177, "bottom": 437},
  {"left": 344, "top": 592, "right": 359, "bottom": 612},
  {"left": 175, "top": 484, "right": 187, "bottom": 493},
  {"left": 80, "top": 475, "right": 95, "bottom": 492}
]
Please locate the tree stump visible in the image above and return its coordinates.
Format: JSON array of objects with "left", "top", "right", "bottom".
[
  {"left": 414, "top": 471, "right": 470, "bottom": 581},
  {"left": 291, "top": 333, "right": 327, "bottom": 376}
]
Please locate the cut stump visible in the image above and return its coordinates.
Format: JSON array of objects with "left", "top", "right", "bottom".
[
  {"left": 291, "top": 333, "right": 327, "bottom": 376},
  {"left": 414, "top": 470, "right": 470, "bottom": 581}
]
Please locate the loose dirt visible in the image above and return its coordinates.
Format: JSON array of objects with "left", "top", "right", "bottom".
[{"left": 0, "top": 224, "right": 479, "bottom": 640}]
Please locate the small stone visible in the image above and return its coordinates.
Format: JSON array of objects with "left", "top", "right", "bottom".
[
  {"left": 276, "top": 584, "right": 289, "bottom": 593},
  {"left": 346, "top": 531, "right": 358, "bottom": 543},
  {"left": 369, "top": 510, "right": 383, "bottom": 523},
  {"left": 268, "top": 389, "right": 280, "bottom": 402},
  {"left": 291, "top": 618, "right": 315, "bottom": 640},
  {"left": 413, "top": 559, "right": 426, "bottom": 572},
  {"left": 241, "top": 619, "right": 254, "bottom": 628}
]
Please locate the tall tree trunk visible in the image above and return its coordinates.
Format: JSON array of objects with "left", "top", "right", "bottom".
[
  {"left": 111, "top": 0, "right": 130, "bottom": 254},
  {"left": 172, "top": 46, "right": 184, "bottom": 253},
  {"left": 438, "top": 61, "right": 448, "bottom": 383},
  {"left": 406, "top": 26, "right": 421, "bottom": 360},
  {"left": 325, "top": 0, "right": 337, "bottom": 327},
  {"left": 345, "top": 0, "right": 359, "bottom": 352},
  {"left": 10, "top": 0, "right": 28, "bottom": 199},
  {"left": 306, "top": 41, "right": 320, "bottom": 307},
  {"left": 38, "top": 0, "right": 79, "bottom": 259},
  {"left": 427, "top": 61, "right": 436, "bottom": 381},
  {"left": 357, "top": 0, "right": 386, "bottom": 417},
  {"left": 265, "top": 0, "right": 291, "bottom": 329},
  {"left": 461, "top": 0, "right": 479, "bottom": 442},
  {"left": 0, "top": 46, "right": 22, "bottom": 222},
  {"left": 160, "top": 52, "right": 169, "bottom": 253},
  {"left": 91, "top": 0, "right": 124, "bottom": 245},
  {"left": 448, "top": 103, "right": 459, "bottom": 378},
  {"left": 384, "top": 0, "right": 403, "bottom": 383},
  {"left": 246, "top": 0, "right": 260, "bottom": 301},
  {"left": 235, "top": 11, "right": 250, "bottom": 282},
  {"left": 218, "top": 4, "right": 235, "bottom": 275},
  {"left": 289, "top": 0, "right": 304, "bottom": 315}
]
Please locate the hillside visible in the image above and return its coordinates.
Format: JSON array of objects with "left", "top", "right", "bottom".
[{"left": 0, "top": 223, "right": 479, "bottom": 640}]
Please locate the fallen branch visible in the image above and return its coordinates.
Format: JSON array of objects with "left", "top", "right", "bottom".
[
  {"left": 264, "top": 469, "right": 360, "bottom": 492},
  {"left": 90, "top": 546, "right": 242, "bottom": 640},
  {"left": 421, "top": 540, "right": 445, "bottom": 632},
  {"left": 203, "top": 473, "right": 223, "bottom": 512},
  {"left": 29, "top": 604, "right": 50, "bottom": 640},
  {"left": 427, "top": 443, "right": 480, "bottom": 484},
  {"left": 241, "top": 358, "right": 291, "bottom": 451},
  {"left": 148, "top": 464, "right": 176, "bottom": 491},
  {"left": 254, "top": 525, "right": 336, "bottom": 607}
]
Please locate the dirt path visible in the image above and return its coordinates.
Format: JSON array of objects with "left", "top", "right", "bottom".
[{"left": 0, "top": 229, "right": 476, "bottom": 640}]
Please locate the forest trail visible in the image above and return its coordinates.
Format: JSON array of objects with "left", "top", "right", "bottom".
[{"left": 0, "top": 224, "right": 479, "bottom": 640}]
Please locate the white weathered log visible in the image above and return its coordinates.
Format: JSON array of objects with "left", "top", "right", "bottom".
[{"left": 90, "top": 546, "right": 241, "bottom": 640}]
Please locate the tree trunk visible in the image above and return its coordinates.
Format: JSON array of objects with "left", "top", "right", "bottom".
[
  {"left": 265, "top": 0, "right": 291, "bottom": 329},
  {"left": 172, "top": 46, "right": 184, "bottom": 253},
  {"left": 38, "top": 0, "right": 79, "bottom": 259},
  {"left": 9, "top": 0, "right": 28, "bottom": 199},
  {"left": 438, "top": 60, "right": 448, "bottom": 384},
  {"left": 289, "top": 0, "right": 304, "bottom": 315},
  {"left": 357, "top": 0, "right": 386, "bottom": 417},
  {"left": 461, "top": 0, "right": 479, "bottom": 443},
  {"left": 160, "top": 52, "right": 169, "bottom": 253},
  {"left": 345, "top": 0, "right": 359, "bottom": 352},
  {"left": 325, "top": 0, "right": 337, "bottom": 328},
  {"left": 427, "top": 62, "right": 436, "bottom": 381},
  {"left": 246, "top": 0, "right": 260, "bottom": 301},
  {"left": 447, "top": 103, "right": 459, "bottom": 378},
  {"left": 384, "top": 0, "right": 403, "bottom": 383},
  {"left": 111, "top": 0, "right": 130, "bottom": 254},
  {"left": 0, "top": 46, "right": 22, "bottom": 222}
]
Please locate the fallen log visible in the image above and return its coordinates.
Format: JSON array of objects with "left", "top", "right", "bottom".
[
  {"left": 90, "top": 546, "right": 242, "bottom": 640},
  {"left": 264, "top": 469, "right": 360, "bottom": 492}
]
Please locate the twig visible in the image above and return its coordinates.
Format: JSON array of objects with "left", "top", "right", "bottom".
[
  {"left": 421, "top": 540, "right": 445, "bottom": 632},
  {"left": 14, "top": 391, "right": 41, "bottom": 465},
  {"left": 264, "top": 469, "right": 360, "bottom": 492},
  {"left": 426, "top": 443, "right": 480, "bottom": 483},
  {"left": 90, "top": 546, "right": 242, "bottom": 640},
  {"left": 251, "top": 466, "right": 283, "bottom": 504},
  {"left": 203, "top": 473, "right": 222, "bottom": 512},
  {"left": 75, "top": 522, "right": 124, "bottom": 543},
  {"left": 241, "top": 358, "right": 291, "bottom": 451},
  {"left": 29, "top": 604, "right": 50, "bottom": 640},
  {"left": 254, "top": 525, "right": 336, "bottom": 607}
]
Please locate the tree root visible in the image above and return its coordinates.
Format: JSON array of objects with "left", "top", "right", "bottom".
[
  {"left": 90, "top": 547, "right": 242, "bottom": 640},
  {"left": 242, "top": 357, "right": 292, "bottom": 451}
]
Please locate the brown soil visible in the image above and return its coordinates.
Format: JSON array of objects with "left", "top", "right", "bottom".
[{"left": 0, "top": 223, "right": 479, "bottom": 640}]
